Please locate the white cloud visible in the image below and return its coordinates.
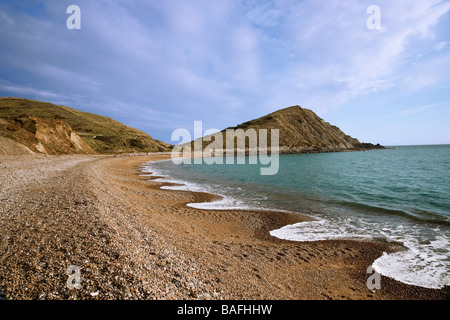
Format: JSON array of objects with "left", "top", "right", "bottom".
[
  {"left": 435, "top": 41, "right": 447, "bottom": 51},
  {"left": 0, "top": 83, "right": 60, "bottom": 99},
  {"left": 399, "top": 103, "right": 442, "bottom": 116},
  {"left": 0, "top": 0, "right": 449, "bottom": 142},
  {"left": 251, "top": 0, "right": 450, "bottom": 113}
]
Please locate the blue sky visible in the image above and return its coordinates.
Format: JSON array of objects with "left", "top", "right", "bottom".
[{"left": 0, "top": 0, "right": 449, "bottom": 145}]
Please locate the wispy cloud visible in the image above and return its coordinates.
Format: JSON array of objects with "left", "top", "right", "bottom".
[
  {"left": 0, "top": 0, "right": 449, "bottom": 144},
  {"left": 398, "top": 103, "right": 443, "bottom": 116},
  {"left": 435, "top": 41, "right": 447, "bottom": 51},
  {"left": 0, "top": 83, "right": 60, "bottom": 99}
]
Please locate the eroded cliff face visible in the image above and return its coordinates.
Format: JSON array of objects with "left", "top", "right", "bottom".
[
  {"left": 0, "top": 97, "right": 173, "bottom": 155},
  {"left": 1, "top": 115, "right": 95, "bottom": 155}
]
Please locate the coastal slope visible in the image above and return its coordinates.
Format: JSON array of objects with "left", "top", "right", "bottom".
[
  {"left": 190, "top": 105, "right": 383, "bottom": 154},
  {"left": 0, "top": 97, "right": 172, "bottom": 155}
]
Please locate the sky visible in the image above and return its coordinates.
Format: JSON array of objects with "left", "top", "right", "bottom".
[{"left": 0, "top": 0, "right": 449, "bottom": 146}]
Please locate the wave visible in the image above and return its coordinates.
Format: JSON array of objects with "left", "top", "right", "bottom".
[
  {"left": 142, "top": 158, "right": 450, "bottom": 290},
  {"left": 327, "top": 198, "right": 450, "bottom": 227}
]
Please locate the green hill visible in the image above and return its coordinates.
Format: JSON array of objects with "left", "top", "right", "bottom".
[
  {"left": 187, "top": 105, "right": 383, "bottom": 154},
  {"left": 0, "top": 97, "right": 172, "bottom": 155}
]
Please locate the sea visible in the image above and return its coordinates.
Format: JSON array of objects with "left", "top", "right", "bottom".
[{"left": 141, "top": 145, "right": 450, "bottom": 289}]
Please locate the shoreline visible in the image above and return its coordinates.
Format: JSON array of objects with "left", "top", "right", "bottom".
[
  {"left": 143, "top": 154, "right": 449, "bottom": 291},
  {"left": 0, "top": 154, "right": 448, "bottom": 299}
]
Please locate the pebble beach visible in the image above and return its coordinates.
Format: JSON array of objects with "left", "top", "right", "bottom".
[{"left": 0, "top": 154, "right": 448, "bottom": 300}]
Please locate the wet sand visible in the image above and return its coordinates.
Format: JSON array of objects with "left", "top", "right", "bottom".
[{"left": 0, "top": 154, "right": 448, "bottom": 300}]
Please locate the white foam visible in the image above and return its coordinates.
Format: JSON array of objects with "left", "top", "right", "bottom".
[
  {"left": 187, "top": 197, "right": 252, "bottom": 210},
  {"left": 269, "top": 218, "right": 372, "bottom": 242},
  {"left": 141, "top": 162, "right": 255, "bottom": 210},
  {"left": 270, "top": 217, "right": 450, "bottom": 289},
  {"left": 372, "top": 234, "right": 450, "bottom": 289},
  {"left": 142, "top": 161, "right": 450, "bottom": 290}
]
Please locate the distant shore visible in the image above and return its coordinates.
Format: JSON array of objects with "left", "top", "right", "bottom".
[{"left": 0, "top": 154, "right": 448, "bottom": 300}]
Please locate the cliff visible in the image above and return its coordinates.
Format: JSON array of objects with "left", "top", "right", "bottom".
[{"left": 0, "top": 97, "right": 172, "bottom": 155}]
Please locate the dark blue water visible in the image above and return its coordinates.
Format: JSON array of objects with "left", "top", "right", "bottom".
[{"left": 143, "top": 145, "right": 450, "bottom": 289}]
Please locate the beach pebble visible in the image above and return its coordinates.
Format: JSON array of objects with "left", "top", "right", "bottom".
[{"left": 0, "top": 155, "right": 445, "bottom": 301}]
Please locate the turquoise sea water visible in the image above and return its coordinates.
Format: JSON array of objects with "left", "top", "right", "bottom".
[{"left": 142, "top": 145, "right": 450, "bottom": 289}]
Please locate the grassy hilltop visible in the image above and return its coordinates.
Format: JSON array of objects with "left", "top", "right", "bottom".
[{"left": 0, "top": 97, "right": 172, "bottom": 155}]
